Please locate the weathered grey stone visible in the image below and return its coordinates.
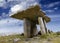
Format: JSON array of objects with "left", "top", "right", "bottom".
[
  {"left": 33, "top": 25, "right": 38, "bottom": 36},
  {"left": 43, "top": 19, "right": 48, "bottom": 33},
  {"left": 38, "top": 17, "right": 46, "bottom": 35},
  {"left": 30, "top": 22, "right": 38, "bottom": 37},
  {"left": 25, "top": 38, "right": 31, "bottom": 41},
  {"left": 47, "top": 38, "right": 52, "bottom": 41},
  {"left": 13, "top": 38, "right": 21, "bottom": 43},
  {"left": 24, "top": 18, "right": 31, "bottom": 38},
  {"left": 24, "top": 18, "right": 38, "bottom": 38}
]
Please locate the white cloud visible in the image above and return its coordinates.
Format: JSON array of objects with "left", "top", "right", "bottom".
[
  {"left": 44, "top": 10, "right": 54, "bottom": 13},
  {"left": 0, "top": 18, "right": 23, "bottom": 25},
  {"left": 0, "top": 0, "right": 39, "bottom": 9},
  {"left": 48, "top": 15, "right": 60, "bottom": 18},
  {"left": 47, "top": 14, "right": 60, "bottom": 22},
  {"left": 0, "top": 18, "right": 23, "bottom": 34},
  {"left": 0, "top": 12, "right": 9, "bottom": 19},
  {"left": 0, "top": 0, "right": 10, "bottom": 9},
  {"left": 0, "top": 0, "right": 24, "bottom": 8},
  {"left": 7, "top": 0, "right": 15, "bottom": 2},
  {"left": 7, "top": 0, "right": 25, "bottom": 2},
  {"left": 47, "top": 23, "right": 60, "bottom": 32},
  {"left": 10, "top": 0, "right": 39, "bottom": 16},
  {"left": 0, "top": 0, "right": 6, "bottom": 7},
  {"left": 11, "top": 4, "right": 24, "bottom": 13},
  {"left": 54, "top": 7, "right": 58, "bottom": 10},
  {"left": 44, "top": 1, "right": 60, "bottom": 8},
  {"left": 2, "top": 13, "right": 8, "bottom": 17}
]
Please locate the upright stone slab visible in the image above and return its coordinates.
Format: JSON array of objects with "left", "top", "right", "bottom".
[
  {"left": 38, "top": 17, "right": 46, "bottom": 35},
  {"left": 31, "top": 22, "right": 38, "bottom": 36},
  {"left": 43, "top": 19, "right": 48, "bottom": 33},
  {"left": 33, "top": 25, "right": 38, "bottom": 36},
  {"left": 23, "top": 18, "right": 31, "bottom": 38},
  {"left": 24, "top": 18, "right": 38, "bottom": 38}
]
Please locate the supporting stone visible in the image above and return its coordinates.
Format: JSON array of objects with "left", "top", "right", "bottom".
[
  {"left": 23, "top": 18, "right": 31, "bottom": 38},
  {"left": 43, "top": 19, "right": 48, "bottom": 33},
  {"left": 33, "top": 25, "right": 38, "bottom": 36},
  {"left": 23, "top": 18, "right": 38, "bottom": 38},
  {"left": 31, "top": 22, "right": 38, "bottom": 36},
  {"left": 38, "top": 17, "right": 46, "bottom": 35}
]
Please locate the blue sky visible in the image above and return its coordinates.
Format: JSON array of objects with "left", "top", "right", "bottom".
[{"left": 0, "top": 0, "right": 60, "bottom": 35}]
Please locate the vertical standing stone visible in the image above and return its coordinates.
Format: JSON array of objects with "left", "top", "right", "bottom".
[
  {"left": 23, "top": 18, "right": 38, "bottom": 38},
  {"left": 23, "top": 18, "right": 31, "bottom": 38},
  {"left": 31, "top": 21, "right": 37, "bottom": 37},
  {"left": 38, "top": 17, "right": 46, "bottom": 35},
  {"left": 43, "top": 19, "right": 48, "bottom": 33},
  {"left": 33, "top": 26, "right": 38, "bottom": 36},
  {"left": 31, "top": 23, "right": 38, "bottom": 36}
]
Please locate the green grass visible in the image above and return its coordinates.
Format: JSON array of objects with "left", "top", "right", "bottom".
[
  {"left": 0, "top": 34, "right": 24, "bottom": 40},
  {"left": 0, "top": 34, "right": 25, "bottom": 43},
  {"left": 0, "top": 33, "right": 60, "bottom": 43}
]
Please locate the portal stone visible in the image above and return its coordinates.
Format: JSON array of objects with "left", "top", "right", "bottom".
[
  {"left": 24, "top": 18, "right": 31, "bottom": 38},
  {"left": 38, "top": 17, "right": 46, "bottom": 35}
]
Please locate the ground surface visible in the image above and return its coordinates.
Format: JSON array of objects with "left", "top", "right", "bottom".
[{"left": 0, "top": 33, "right": 60, "bottom": 43}]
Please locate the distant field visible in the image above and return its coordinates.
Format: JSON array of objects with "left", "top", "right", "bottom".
[{"left": 0, "top": 33, "right": 60, "bottom": 43}]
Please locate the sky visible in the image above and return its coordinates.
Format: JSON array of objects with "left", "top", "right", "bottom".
[{"left": 0, "top": 0, "right": 60, "bottom": 35}]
